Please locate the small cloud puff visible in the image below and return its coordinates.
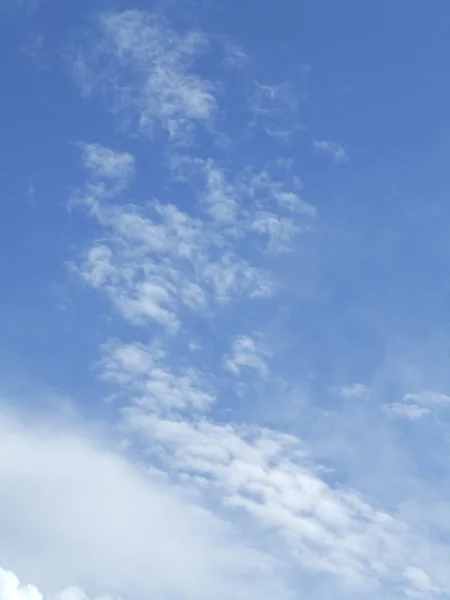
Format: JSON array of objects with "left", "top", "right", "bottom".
[{"left": 313, "top": 139, "right": 348, "bottom": 163}]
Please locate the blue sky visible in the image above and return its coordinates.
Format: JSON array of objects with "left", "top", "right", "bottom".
[{"left": 2, "top": 1, "right": 450, "bottom": 599}]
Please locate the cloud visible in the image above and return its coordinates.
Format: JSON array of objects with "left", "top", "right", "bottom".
[
  {"left": 250, "top": 81, "right": 303, "bottom": 140},
  {"left": 224, "top": 335, "right": 270, "bottom": 377},
  {"left": 34, "top": 8, "right": 450, "bottom": 600},
  {"left": 384, "top": 389, "right": 450, "bottom": 420},
  {"left": 74, "top": 10, "right": 217, "bottom": 143},
  {"left": 81, "top": 143, "right": 135, "bottom": 184},
  {"left": 404, "top": 566, "right": 439, "bottom": 596},
  {"left": 169, "top": 154, "right": 315, "bottom": 252},
  {"left": 313, "top": 140, "right": 348, "bottom": 163},
  {"left": 221, "top": 40, "right": 250, "bottom": 69},
  {"left": 100, "top": 340, "right": 215, "bottom": 413},
  {"left": 73, "top": 143, "right": 318, "bottom": 329},
  {"left": 338, "top": 383, "right": 370, "bottom": 400},
  {"left": 124, "top": 408, "right": 443, "bottom": 593},
  {"left": 383, "top": 403, "right": 432, "bottom": 421},
  {"left": 0, "top": 568, "right": 44, "bottom": 600},
  {"left": 0, "top": 568, "right": 110, "bottom": 600},
  {"left": 65, "top": 12, "right": 450, "bottom": 596},
  {"left": 404, "top": 390, "right": 450, "bottom": 407},
  {"left": 75, "top": 193, "right": 273, "bottom": 327},
  {"left": 0, "top": 408, "right": 287, "bottom": 600}
]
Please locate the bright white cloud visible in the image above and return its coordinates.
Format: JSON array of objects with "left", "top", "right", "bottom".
[
  {"left": 124, "top": 408, "right": 447, "bottom": 593},
  {"left": 0, "top": 569, "right": 110, "bottom": 600},
  {"left": 0, "top": 408, "right": 286, "bottom": 600},
  {"left": 0, "top": 569, "right": 43, "bottom": 600}
]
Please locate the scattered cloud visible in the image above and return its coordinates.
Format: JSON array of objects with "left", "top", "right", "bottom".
[
  {"left": 100, "top": 340, "right": 216, "bottom": 413},
  {"left": 221, "top": 40, "right": 250, "bottom": 69},
  {"left": 313, "top": 140, "right": 348, "bottom": 163},
  {"left": 250, "top": 81, "right": 303, "bottom": 140},
  {"left": 225, "top": 335, "right": 270, "bottom": 377},
  {"left": 384, "top": 389, "right": 450, "bottom": 420},
  {"left": 65, "top": 11, "right": 450, "bottom": 598},
  {"left": 384, "top": 403, "right": 432, "bottom": 421},
  {"left": 6, "top": 5, "right": 449, "bottom": 600},
  {"left": 404, "top": 390, "right": 450, "bottom": 408},
  {"left": 338, "top": 383, "right": 370, "bottom": 400},
  {"left": 81, "top": 143, "right": 135, "bottom": 184},
  {"left": 74, "top": 10, "right": 217, "bottom": 143},
  {"left": 124, "top": 407, "right": 448, "bottom": 594}
]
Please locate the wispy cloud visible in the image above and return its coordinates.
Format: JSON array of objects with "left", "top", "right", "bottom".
[
  {"left": 224, "top": 335, "right": 270, "bottom": 377},
  {"left": 384, "top": 389, "right": 450, "bottom": 421},
  {"left": 384, "top": 402, "right": 432, "bottom": 421},
  {"left": 338, "top": 383, "right": 370, "bottom": 400},
  {"left": 74, "top": 10, "right": 217, "bottom": 143},
  {"left": 81, "top": 143, "right": 135, "bottom": 183},
  {"left": 250, "top": 81, "right": 304, "bottom": 140},
  {"left": 2, "top": 0, "right": 40, "bottom": 15},
  {"left": 313, "top": 139, "right": 348, "bottom": 163}
]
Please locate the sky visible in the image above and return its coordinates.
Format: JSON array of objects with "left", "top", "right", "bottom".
[{"left": 2, "top": 1, "right": 450, "bottom": 599}]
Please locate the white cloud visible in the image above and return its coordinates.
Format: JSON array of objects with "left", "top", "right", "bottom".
[
  {"left": 383, "top": 389, "right": 450, "bottom": 421},
  {"left": 62, "top": 9, "right": 450, "bottom": 600},
  {"left": 313, "top": 140, "right": 348, "bottom": 163},
  {"left": 169, "top": 154, "right": 315, "bottom": 253},
  {"left": 404, "top": 390, "right": 450, "bottom": 407},
  {"left": 0, "top": 569, "right": 111, "bottom": 600},
  {"left": 0, "top": 408, "right": 287, "bottom": 600},
  {"left": 73, "top": 154, "right": 280, "bottom": 327},
  {"left": 251, "top": 212, "right": 299, "bottom": 254},
  {"left": 124, "top": 408, "right": 442, "bottom": 593},
  {"left": 81, "top": 143, "right": 135, "bottom": 184},
  {"left": 383, "top": 403, "right": 432, "bottom": 421},
  {"left": 225, "top": 335, "right": 270, "bottom": 377},
  {"left": 338, "top": 383, "right": 370, "bottom": 400},
  {"left": 74, "top": 11, "right": 217, "bottom": 143},
  {"left": 0, "top": 569, "right": 44, "bottom": 600},
  {"left": 404, "top": 566, "right": 438, "bottom": 596},
  {"left": 100, "top": 340, "right": 215, "bottom": 413}
]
